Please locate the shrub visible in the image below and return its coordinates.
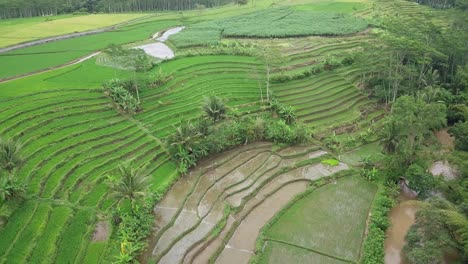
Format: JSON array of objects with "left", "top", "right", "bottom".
[
  {"left": 361, "top": 186, "right": 395, "bottom": 263},
  {"left": 0, "top": 173, "right": 26, "bottom": 202},
  {"left": 405, "top": 164, "right": 436, "bottom": 198},
  {"left": 167, "top": 114, "right": 310, "bottom": 173},
  {"left": 113, "top": 198, "right": 156, "bottom": 263},
  {"left": 449, "top": 121, "right": 468, "bottom": 151},
  {"left": 265, "top": 120, "right": 296, "bottom": 143},
  {"left": 109, "top": 86, "right": 139, "bottom": 113}
]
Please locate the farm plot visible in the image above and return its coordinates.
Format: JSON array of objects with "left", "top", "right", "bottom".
[
  {"left": 169, "top": 6, "right": 368, "bottom": 48},
  {"left": 134, "top": 55, "right": 266, "bottom": 138},
  {"left": 0, "top": 18, "right": 180, "bottom": 80},
  {"left": 272, "top": 72, "right": 376, "bottom": 129},
  {"left": 146, "top": 142, "right": 350, "bottom": 264},
  {"left": 0, "top": 13, "right": 148, "bottom": 48},
  {"left": 0, "top": 89, "right": 176, "bottom": 263},
  {"left": 257, "top": 175, "right": 377, "bottom": 264}
]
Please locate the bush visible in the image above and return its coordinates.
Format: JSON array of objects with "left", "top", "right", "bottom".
[
  {"left": 109, "top": 86, "right": 139, "bottom": 113},
  {"left": 104, "top": 79, "right": 140, "bottom": 114},
  {"left": 449, "top": 121, "right": 468, "bottom": 151},
  {"left": 265, "top": 120, "right": 296, "bottom": 143},
  {"left": 167, "top": 114, "right": 310, "bottom": 173},
  {"left": 112, "top": 197, "right": 160, "bottom": 263},
  {"left": 361, "top": 186, "right": 395, "bottom": 263},
  {"left": 405, "top": 164, "right": 436, "bottom": 198}
]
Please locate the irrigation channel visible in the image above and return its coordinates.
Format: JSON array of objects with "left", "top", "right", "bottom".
[
  {"left": 135, "top": 26, "right": 185, "bottom": 59},
  {"left": 141, "top": 142, "right": 349, "bottom": 264}
]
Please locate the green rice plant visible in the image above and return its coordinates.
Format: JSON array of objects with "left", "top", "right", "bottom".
[
  {"left": 27, "top": 206, "right": 72, "bottom": 263},
  {"left": 81, "top": 242, "right": 106, "bottom": 263},
  {"left": 168, "top": 27, "right": 222, "bottom": 48},
  {"left": 5, "top": 203, "right": 51, "bottom": 262},
  {"left": 170, "top": 7, "right": 368, "bottom": 47},
  {"left": 54, "top": 209, "right": 94, "bottom": 264},
  {"left": 265, "top": 176, "right": 377, "bottom": 262},
  {"left": 321, "top": 158, "right": 340, "bottom": 166},
  {"left": 0, "top": 201, "right": 37, "bottom": 256}
]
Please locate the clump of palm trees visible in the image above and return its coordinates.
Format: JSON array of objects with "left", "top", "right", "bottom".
[
  {"left": 0, "top": 137, "right": 26, "bottom": 202},
  {"left": 166, "top": 95, "right": 308, "bottom": 174}
]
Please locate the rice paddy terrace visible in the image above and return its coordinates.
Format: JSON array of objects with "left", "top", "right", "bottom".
[
  {"left": 147, "top": 143, "right": 349, "bottom": 263},
  {"left": 0, "top": 54, "right": 265, "bottom": 263},
  {"left": 0, "top": 0, "right": 434, "bottom": 263}
]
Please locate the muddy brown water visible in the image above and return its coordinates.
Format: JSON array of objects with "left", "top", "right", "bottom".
[{"left": 384, "top": 193, "right": 419, "bottom": 264}]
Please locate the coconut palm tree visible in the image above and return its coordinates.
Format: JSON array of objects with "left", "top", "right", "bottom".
[
  {"left": 380, "top": 120, "right": 400, "bottom": 153},
  {"left": 108, "top": 161, "right": 151, "bottom": 210},
  {"left": 202, "top": 96, "right": 227, "bottom": 123},
  {"left": 0, "top": 138, "right": 23, "bottom": 173}
]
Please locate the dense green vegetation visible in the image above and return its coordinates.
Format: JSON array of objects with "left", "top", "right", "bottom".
[{"left": 0, "top": 0, "right": 234, "bottom": 18}]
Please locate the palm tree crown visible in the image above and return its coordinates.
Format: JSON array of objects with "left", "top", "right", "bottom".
[
  {"left": 108, "top": 161, "right": 151, "bottom": 208},
  {"left": 0, "top": 138, "right": 23, "bottom": 172},
  {"left": 202, "top": 95, "right": 227, "bottom": 123}
]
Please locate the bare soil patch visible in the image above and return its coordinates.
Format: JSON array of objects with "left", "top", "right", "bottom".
[{"left": 92, "top": 221, "right": 110, "bottom": 241}]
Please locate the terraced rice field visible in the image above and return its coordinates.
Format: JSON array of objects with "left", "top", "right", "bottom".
[
  {"left": 0, "top": 13, "right": 148, "bottom": 48},
  {"left": 0, "top": 88, "right": 177, "bottom": 263},
  {"left": 0, "top": 53, "right": 267, "bottom": 262},
  {"left": 0, "top": 18, "right": 180, "bottom": 80},
  {"left": 271, "top": 35, "right": 371, "bottom": 74},
  {"left": 146, "top": 142, "right": 349, "bottom": 263},
  {"left": 257, "top": 176, "right": 377, "bottom": 264},
  {"left": 272, "top": 72, "right": 376, "bottom": 128},
  {"left": 135, "top": 55, "right": 266, "bottom": 137}
]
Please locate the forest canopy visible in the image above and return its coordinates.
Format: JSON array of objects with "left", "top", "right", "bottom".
[{"left": 0, "top": 0, "right": 234, "bottom": 19}]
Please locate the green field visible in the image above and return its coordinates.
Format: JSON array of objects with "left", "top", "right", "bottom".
[
  {"left": 0, "top": 13, "right": 148, "bottom": 48},
  {"left": 258, "top": 176, "right": 377, "bottom": 263},
  {"left": 169, "top": 6, "right": 368, "bottom": 47},
  {"left": 0, "top": 53, "right": 266, "bottom": 262}
]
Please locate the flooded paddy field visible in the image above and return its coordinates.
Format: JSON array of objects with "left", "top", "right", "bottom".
[{"left": 144, "top": 142, "right": 351, "bottom": 264}]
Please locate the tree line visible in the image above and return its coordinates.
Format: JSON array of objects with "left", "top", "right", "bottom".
[
  {"left": 412, "top": 0, "right": 468, "bottom": 9},
  {"left": 0, "top": 0, "right": 235, "bottom": 19}
]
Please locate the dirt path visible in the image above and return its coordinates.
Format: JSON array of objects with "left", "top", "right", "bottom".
[{"left": 143, "top": 143, "right": 348, "bottom": 264}]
